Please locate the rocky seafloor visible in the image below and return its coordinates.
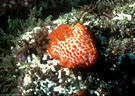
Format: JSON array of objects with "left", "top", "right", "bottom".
[{"left": 0, "top": 0, "right": 135, "bottom": 96}]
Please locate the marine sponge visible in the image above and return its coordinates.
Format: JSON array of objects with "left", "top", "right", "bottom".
[{"left": 48, "top": 23, "right": 98, "bottom": 68}]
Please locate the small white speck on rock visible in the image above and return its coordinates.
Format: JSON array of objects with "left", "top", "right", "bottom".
[{"left": 78, "top": 76, "right": 82, "bottom": 80}]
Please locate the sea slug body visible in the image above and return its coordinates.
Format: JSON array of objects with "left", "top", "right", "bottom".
[{"left": 48, "top": 23, "right": 98, "bottom": 68}]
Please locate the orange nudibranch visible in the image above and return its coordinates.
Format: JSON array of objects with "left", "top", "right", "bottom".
[{"left": 48, "top": 23, "right": 98, "bottom": 68}]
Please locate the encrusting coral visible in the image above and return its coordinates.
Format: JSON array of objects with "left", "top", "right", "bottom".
[{"left": 48, "top": 23, "right": 98, "bottom": 68}]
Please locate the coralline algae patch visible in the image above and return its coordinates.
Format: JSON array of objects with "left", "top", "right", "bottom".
[{"left": 17, "top": 54, "right": 87, "bottom": 95}]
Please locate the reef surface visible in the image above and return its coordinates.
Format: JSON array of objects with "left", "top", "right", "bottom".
[{"left": 0, "top": 0, "right": 135, "bottom": 96}]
